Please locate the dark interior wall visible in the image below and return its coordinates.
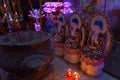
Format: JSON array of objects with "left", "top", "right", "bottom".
[
  {"left": 105, "top": 0, "right": 120, "bottom": 27},
  {"left": 105, "top": 0, "right": 120, "bottom": 40},
  {"left": 31, "top": 0, "right": 63, "bottom": 4}
]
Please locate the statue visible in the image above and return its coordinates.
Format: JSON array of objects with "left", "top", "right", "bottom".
[
  {"left": 53, "top": 12, "right": 67, "bottom": 56},
  {"left": 64, "top": 13, "right": 85, "bottom": 64},
  {"left": 65, "top": 22, "right": 81, "bottom": 49},
  {"left": 81, "top": 13, "right": 112, "bottom": 76},
  {"left": 86, "top": 20, "right": 104, "bottom": 60}
]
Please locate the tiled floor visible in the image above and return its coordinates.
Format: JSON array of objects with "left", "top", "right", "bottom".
[{"left": 0, "top": 56, "right": 119, "bottom": 80}]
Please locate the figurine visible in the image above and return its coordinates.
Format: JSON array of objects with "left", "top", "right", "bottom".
[
  {"left": 64, "top": 13, "right": 85, "bottom": 64},
  {"left": 53, "top": 12, "right": 67, "bottom": 56},
  {"left": 81, "top": 13, "right": 112, "bottom": 76},
  {"left": 65, "top": 27, "right": 81, "bottom": 49}
]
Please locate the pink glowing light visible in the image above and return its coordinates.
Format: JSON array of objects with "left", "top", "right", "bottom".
[
  {"left": 34, "top": 22, "right": 41, "bottom": 31},
  {"left": 45, "top": 2, "right": 63, "bottom": 7},
  {"left": 28, "top": 9, "right": 40, "bottom": 19},
  {"left": 51, "top": 8, "right": 56, "bottom": 12},
  {"left": 45, "top": 2, "right": 52, "bottom": 7},
  {"left": 43, "top": 7, "right": 52, "bottom": 13},
  {"left": 61, "top": 8, "right": 73, "bottom": 14},
  {"left": 63, "top": 2, "right": 71, "bottom": 7},
  {"left": 43, "top": 2, "right": 73, "bottom": 14}
]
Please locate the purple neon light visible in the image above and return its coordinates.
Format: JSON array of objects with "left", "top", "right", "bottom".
[
  {"left": 43, "top": 2, "right": 73, "bottom": 14},
  {"left": 28, "top": 9, "right": 40, "bottom": 19},
  {"left": 63, "top": 2, "right": 71, "bottom": 7},
  {"left": 45, "top": 2, "right": 63, "bottom": 7},
  {"left": 61, "top": 8, "right": 73, "bottom": 14},
  {"left": 34, "top": 22, "right": 41, "bottom": 31}
]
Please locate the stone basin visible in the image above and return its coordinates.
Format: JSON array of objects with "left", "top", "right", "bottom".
[{"left": 0, "top": 31, "right": 55, "bottom": 80}]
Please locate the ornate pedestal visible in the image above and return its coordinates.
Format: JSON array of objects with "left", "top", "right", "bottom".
[{"left": 0, "top": 31, "right": 55, "bottom": 80}]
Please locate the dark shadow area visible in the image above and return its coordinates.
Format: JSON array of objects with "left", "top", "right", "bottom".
[{"left": 103, "top": 41, "right": 120, "bottom": 79}]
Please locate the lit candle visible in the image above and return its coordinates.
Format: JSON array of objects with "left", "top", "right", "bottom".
[
  {"left": 67, "top": 68, "right": 73, "bottom": 77},
  {"left": 4, "top": 4, "right": 6, "bottom": 8},
  {"left": 73, "top": 72, "right": 80, "bottom": 80},
  {"left": 15, "top": 12, "right": 18, "bottom": 19},
  {"left": 4, "top": 13, "right": 7, "bottom": 16},
  {"left": 15, "top": 19, "right": 21, "bottom": 31},
  {"left": 10, "top": 18, "right": 13, "bottom": 21},
  {"left": 4, "top": 13, "right": 8, "bottom": 19},
  {"left": 66, "top": 68, "right": 73, "bottom": 80},
  {"left": 9, "top": 18, "right": 13, "bottom": 25},
  {"left": 15, "top": 19, "right": 19, "bottom": 24},
  {"left": 15, "top": 12, "right": 18, "bottom": 15}
]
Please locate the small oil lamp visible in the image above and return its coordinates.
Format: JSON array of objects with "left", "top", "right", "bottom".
[
  {"left": 73, "top": 72, "right": 80, "bottom": 80},
  {"left": 66, "top": 68, "right": 73, "bottom": 80}
]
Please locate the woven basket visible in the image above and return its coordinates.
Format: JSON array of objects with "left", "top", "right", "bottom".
[
  {"left": 64, "top": 48, "right": 80, "bottom": 64},
  {"left": 54, "top": 42, "right": 64, "bottom": 56},
  {"left": 81, "top": 56, "right": 104, "bottom": 76}
]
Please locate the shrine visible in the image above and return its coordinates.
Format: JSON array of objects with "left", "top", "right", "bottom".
[{"left": 0, "top": 0, "right": 120, "bottom": 80}]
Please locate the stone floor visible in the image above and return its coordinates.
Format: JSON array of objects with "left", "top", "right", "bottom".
[
  {"left": 0, "top": 29, "right": 120, "bottom": 80},
  {"left": 47, "top": 56, "right": 119, "bottom": 80},
  {"left": 0, "top": 56, "right": 119, "bottom": 80}
]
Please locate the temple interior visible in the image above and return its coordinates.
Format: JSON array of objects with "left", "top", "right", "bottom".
[{"left": 0, "top": 0, "right": 120, "bottom": 80}]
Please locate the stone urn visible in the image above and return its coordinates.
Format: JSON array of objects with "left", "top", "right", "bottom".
[{"left": 0, "top": 31, "right": 55, "bottom": 80}]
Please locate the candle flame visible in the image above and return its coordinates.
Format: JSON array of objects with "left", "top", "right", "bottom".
[
  {"left": 15, "top": 12, "right": 18, "bottom": 15},
  {"left": 15, "top": 19, "right": 18, "bottom": 22},
  {"left": 67, "top": 68, "right": 73, "bottom": 77},
  {"left": 4, "top": 4, "right": 6, "bottom": 8},
  {"left": 73, "top": 72, "right": 80, "bottom": 80},
  {"left": 10, "top": 18, "right": 13, "bottom": 21},
  {"left": 4, "top": 13, "right": 7, "bottom": 16}
]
